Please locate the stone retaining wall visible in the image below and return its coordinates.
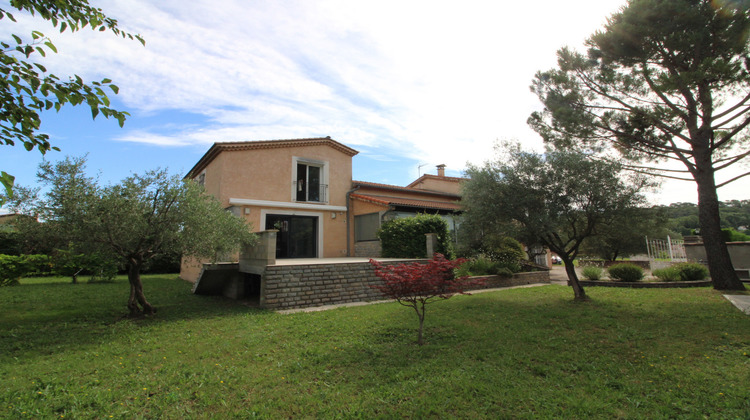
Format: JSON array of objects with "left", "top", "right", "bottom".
[
  {"left": 353, "top": 240, "right": 382, "bottom": 258},
  {"left": 260, "top": 261, "right": 406, "bottom": 310},
  {"left": 469, "top": 271, "right": 550, "bottom": 290},
  {"left": 260, "top": 262, "right": 550, "bottom": 310}
]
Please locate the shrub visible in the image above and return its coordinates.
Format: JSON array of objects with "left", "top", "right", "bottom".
[
  {"left": 456, "top": 256, "right": 517, "bottom": 278},
  {"left": 673, "top": 262, "right": 709, "bottom": 281},
  {"left": 652, "top": 266, "right": 682, "bottom": 282},
  {"left": 581, "top": 266, "right": 604, "bottom": 281},
  {"left": 607, "top": 263, "right": 644, "bottom": 282},
  {"left": 0, "top": 254, "right": 51, "bottom": 286},
  {"left": 0, "top": 254, "right": 25, "bottom": 286},
  {"left": 23, "top": 254, "right": 52, "bottom": 276},
  {"left": 488, "top": 237, "right": 525, "bottom": 273},
  {"left": 378, "top": 214, "right": 454, "bottom": 258},
  {"left": 496, "top": 267, "right": 514, "bottom": 278},
  {"left": 722, "top": 228, "right": 750, "bottom": 242},
  {"left": 456, "top": 257, "right": 497, "bottom": 276}
]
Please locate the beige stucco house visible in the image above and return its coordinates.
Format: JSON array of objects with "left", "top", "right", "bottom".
[{"left": 179, "top": 137, "right": 464, "bottom": 282}]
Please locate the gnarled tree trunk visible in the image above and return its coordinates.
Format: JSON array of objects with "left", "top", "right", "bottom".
[
  {"left": 126, "top": 257, "right": 156, "bottom": 316},
  {"left": 562, "top": 256, "right": 588, "bottom": 301}
]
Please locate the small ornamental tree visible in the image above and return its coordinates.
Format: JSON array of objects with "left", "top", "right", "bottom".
[{"left": 369, "top": 254, "right": 477, "bottom": 345}]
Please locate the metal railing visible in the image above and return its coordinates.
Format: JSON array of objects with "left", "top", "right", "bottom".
[
  {"left": 293, "top": 181, "right": 328, "bottom": 203},
  {"left": 646, "top": 236, "right": 687, "bottom": 271}
]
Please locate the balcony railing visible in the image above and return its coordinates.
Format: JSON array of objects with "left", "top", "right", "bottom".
[{"left": 293, "top": 181, "right": 328, "bottom": 203}]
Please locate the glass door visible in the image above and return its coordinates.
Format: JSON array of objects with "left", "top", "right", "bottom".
[{"left": 266, "top": 215, "right": 318, "bottom": 258}]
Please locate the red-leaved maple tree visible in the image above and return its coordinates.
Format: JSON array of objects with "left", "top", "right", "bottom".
[{"left": 370, "top": 253, "right": 479, "bottom": 345}]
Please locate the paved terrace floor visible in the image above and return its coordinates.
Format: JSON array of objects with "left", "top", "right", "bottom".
[{"left": 269, "top": 257, "right": 422, "bottom": 266}]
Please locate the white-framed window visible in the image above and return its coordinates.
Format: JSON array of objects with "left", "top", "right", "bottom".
[{"left": 292, "top": 157, "right": 329, "bottom": 203}]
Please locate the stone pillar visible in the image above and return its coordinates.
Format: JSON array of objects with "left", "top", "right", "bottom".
[
  {"left": 425, "top": 233, "right": 437, "bottom": 258},
  {"left": 239, "top": 230, "right": 278, "bottom": 274}
]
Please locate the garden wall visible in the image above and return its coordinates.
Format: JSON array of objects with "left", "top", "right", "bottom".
[
  {"left": 578, "top": 280, "right": 711, "bottom": 288},
  {"left": 469, "top": 271, "right": 550, "bottom": 290},
  {"left": 259, "top": 262, "right": 550, "bottom": 310}
]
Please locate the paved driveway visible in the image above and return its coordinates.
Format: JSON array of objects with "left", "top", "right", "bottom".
[{"left": 549, "top": 265, "right": 570, "bottom": 285}]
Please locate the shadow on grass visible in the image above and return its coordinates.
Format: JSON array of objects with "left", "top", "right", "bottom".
[{"left": 0, "top": 275, "right": 270, "bottom": 362}]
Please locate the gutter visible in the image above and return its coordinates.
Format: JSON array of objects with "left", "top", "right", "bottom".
[{"left": 345, "top": 185, "right": 361, "bottom": 257}]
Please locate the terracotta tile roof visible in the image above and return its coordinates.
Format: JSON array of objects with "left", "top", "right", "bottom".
[
  {"left": 185, "top": 137, "right": 359, "bottom": 178},
  {"left": 351, "top": 193, "right": 462, "bottom": 211},
  {"left": 352, "top": 180, "right": 461, "bottom": 198},
  {"left": 406, "top": 174, "right": 466, "bottom": 188}
]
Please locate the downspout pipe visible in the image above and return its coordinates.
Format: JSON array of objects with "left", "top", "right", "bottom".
[{"left": 345, "top": 185, "right": 361, "bottom": 257}]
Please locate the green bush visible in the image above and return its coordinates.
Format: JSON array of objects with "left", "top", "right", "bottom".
[
  {"left": 0, "top": 254, "right": 51, "bottom": 286},
  {"left": 652, "top": 266, "right": 682, "bottom": 282},
  {"left": 581, "top": 266, "right": 604, "bottom": 280},
  {"left": 496, "top": 267, "right": 514, "bottom": 278},
  {"left": 465, "top": 257, "right": 498, "bottom": 276},
  {"left": 0, "top": 254, "right": 25, "bottom": 286},
  {"left": 456, "top": 256, "right": 516, "bottom": 277},
  {"left": 488, "top": 237, "right": 525, "bottom": 273},
  {"left": 607, "top": 263, "right": 644, "bottom": 282},
  {"left": 673, "top": 262, "right": 709, "bottom": 281},
  {"left": 378, "top": 214, "right": 454, "bottom": 258},
  {"left": 722, "top": 228, "right": 750, "bottom": 242},
  {"left": 23, "top": 254, "right": 52, "bottom": 276},
  {"left": 0, "top": 230, "right": 22, "bottom": 255}
]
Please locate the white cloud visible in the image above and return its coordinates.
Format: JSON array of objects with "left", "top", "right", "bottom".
[{"left": 9, "top": 0, "right": 742, "bottom": 204}]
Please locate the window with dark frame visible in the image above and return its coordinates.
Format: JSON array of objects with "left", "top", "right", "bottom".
[
  {"left": 355, "top": 212, "right": 380, "bottom": 242},
  {"left": 296, "top": 162, "right": 323, "bottom": 202}
]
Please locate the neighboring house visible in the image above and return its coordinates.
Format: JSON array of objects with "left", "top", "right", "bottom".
[
  {"left": 179, "top": 137, "right": 465, "bottom": 281},
  {"left": 0, "top": 213, "right": 21, "bottom": 227},
  {"left": 349, "top": 173, "right": 463, "bottom": 257}
]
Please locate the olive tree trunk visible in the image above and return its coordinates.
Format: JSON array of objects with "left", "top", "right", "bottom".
[
  {"left": 127, "top": 258, "right": 155, "bottom": 316},
  {"left": 562, "top": 256, "right": 587, "bottom": 301}
]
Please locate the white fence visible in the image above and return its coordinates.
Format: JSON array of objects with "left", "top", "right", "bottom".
[{"left": 646, "top": 236, "right": 687, "bottom": 271}]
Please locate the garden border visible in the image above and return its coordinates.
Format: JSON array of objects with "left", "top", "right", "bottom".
[{"left": 579, "top": 280, "right": 711, "bottom": 288}]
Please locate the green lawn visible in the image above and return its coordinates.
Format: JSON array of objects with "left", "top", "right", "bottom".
[{"left": 1, "top": 275, "right": 749, "bottom": 418}]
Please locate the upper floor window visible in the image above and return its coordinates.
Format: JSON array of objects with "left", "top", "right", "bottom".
[
  {"left": 293, "top": 158, "right": 328, "bottom": 203},
  {"left": 196, "top": 172, "right": 205, "bottom": 186}
]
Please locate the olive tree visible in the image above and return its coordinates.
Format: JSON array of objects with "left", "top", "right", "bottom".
[
  {"left": 462, "top": 143, "right": 648, "bottom": 300},
  {"left": 10, "top": 156, "right": 256, "bottom": 316}
]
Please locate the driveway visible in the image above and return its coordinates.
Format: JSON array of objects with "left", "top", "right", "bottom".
[{"left": 549, "top": 265, "right": 571, "bottom": 285}]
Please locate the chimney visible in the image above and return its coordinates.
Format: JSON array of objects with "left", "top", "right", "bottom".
[{"left": 436, "top": 164, "right": 446, "bottom": 177}]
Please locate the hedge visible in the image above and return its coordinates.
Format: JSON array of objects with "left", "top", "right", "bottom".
[{"left": 378, "top": 214, "right": 454, "bottom": 258}]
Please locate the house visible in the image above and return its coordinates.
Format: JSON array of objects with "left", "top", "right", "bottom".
[
  {"left": 179, "top": 137, "right": 464, "bottom": 282},
  {"left": 349, "top": 176, "right": 463, "bottom": 257},
  {"left": 179, "top": 137, "right": 552, "bottom": 309}
]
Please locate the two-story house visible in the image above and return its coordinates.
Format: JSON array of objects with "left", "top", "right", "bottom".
[{"left": 179, "top": 137, "right": 464, "bottom": 282}]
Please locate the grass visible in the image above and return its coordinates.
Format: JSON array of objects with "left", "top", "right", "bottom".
[{"left": 1, "top": 275, "right": 749, "bottom": 418}]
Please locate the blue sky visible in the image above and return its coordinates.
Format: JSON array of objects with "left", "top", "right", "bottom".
[{"left": 2, "top": 0, "right": 747, "bottom": 212}]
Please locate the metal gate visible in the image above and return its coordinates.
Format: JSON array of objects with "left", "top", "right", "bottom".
[{"left": 646, "top": 236, "right": 687, "bottom": 271}]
